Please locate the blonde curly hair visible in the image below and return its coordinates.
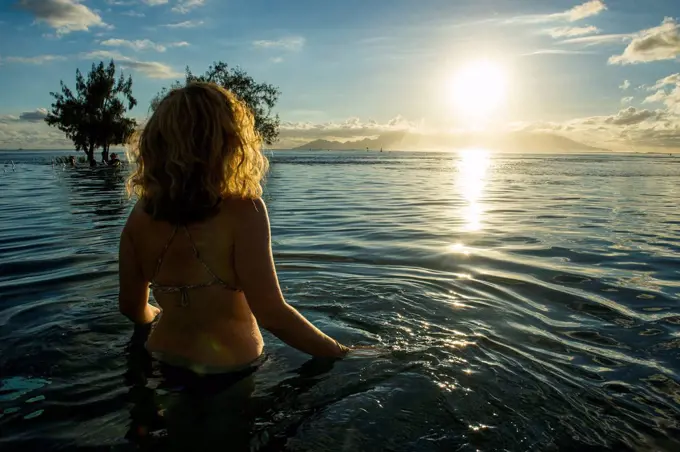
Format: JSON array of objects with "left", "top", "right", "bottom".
[{"left": 126, "top": 82, "right": 268, "bottom": 223}]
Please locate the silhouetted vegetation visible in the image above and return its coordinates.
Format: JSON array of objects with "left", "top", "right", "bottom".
[
  {"left": 54, "top": 155, "right": 87, "bottom": 164},
  {"left": 151, "top": 62, "right": 281, "bottom": 145},
  {"left": 45, "top": 61, "right": 137, "bottom": 166}
]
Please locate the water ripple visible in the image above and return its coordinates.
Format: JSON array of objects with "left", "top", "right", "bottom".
[{"left": 1, "top": 150, "right": 679, "bottom": 450}]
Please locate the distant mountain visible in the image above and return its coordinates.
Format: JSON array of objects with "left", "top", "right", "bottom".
[
  {"left": 294, "top": 138, "right": 371, "bottom": 151},
  {"left": 293, "top": 132, "right": 407, "bottom": 151},
  {"left": 293, "top": 131, "right": 608, "bottom": 153},
  {"left": 500, "top": 132, "right": 608, "bottom": 153}
]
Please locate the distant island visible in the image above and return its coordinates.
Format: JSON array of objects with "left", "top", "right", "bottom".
[{"left": 294, "top": 131, "right": 608, "bottom": 153}]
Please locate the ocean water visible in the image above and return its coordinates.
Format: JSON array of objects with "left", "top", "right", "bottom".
[{"left": 1, "top": 150, "right": 679, "bottom": 451}]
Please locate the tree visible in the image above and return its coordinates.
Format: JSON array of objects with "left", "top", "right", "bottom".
[
  {"left": 46, "top": 60, "right": 137, "bottom": 165},
  {"left": 151, "top": 62, "right": 281, "bottom": 145}
]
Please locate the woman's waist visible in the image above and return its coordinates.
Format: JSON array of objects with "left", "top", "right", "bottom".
[
  {"left": 151, "top": 305, "right": 257, "bottom": 332},
  {"left": 146, "top": 322, "right": 264, "bottom": 370}
]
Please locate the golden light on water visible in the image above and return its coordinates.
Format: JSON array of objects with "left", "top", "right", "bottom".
[
  {"left": 449, "top": 242, "right": 470, "bottom": 255},
  {"left": 457, "top": 149, "right": 490, "bottom": 232}
]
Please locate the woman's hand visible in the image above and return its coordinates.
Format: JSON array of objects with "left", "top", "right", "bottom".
[
  {"left": 136, "top": 304, "right": 161, "bottom": 325},
  {"left": 147, "top": 303, "right": 162, "bottom": 323},
  {"left": 148, "top": 304, "right": 161, "bottom": 319}
]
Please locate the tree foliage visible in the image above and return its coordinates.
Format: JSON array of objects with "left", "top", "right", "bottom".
[
  {"left": 46, "top": 60, "right": 137, "bottom": 165},
  {"left": 151, "top": 62, "right": 281, "bottom": 145}
]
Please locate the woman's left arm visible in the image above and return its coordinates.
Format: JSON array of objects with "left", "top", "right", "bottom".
[{"left": 119, "top": 226, "right": 159, "bottom": 324}]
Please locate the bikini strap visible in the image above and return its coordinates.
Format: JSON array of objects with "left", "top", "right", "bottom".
[
  {"left": 151, "top": 224, "right": 179, "bottom": 282},
  {"left": 181, "top": 226, "right": 229, "bottom": 285}
]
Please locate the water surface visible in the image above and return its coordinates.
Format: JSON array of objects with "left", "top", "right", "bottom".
[{"left": 1, "top": 150, "right": 679, "bottom": 451}]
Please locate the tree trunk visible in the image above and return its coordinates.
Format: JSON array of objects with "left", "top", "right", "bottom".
[
  {"left": 86, "top": 145, "right": 96, "bottom": 167},
  {"left": 102, "top": 145, "right": 109, "bottom": 164}
]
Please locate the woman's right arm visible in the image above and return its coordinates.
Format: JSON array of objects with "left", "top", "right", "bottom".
[{"left": 234, "top": 198, "right": 349, "bottom": 358}]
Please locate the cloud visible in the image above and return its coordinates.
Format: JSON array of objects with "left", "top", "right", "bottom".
[
  {"left": 650, "top": 73, "right": 680, "bottom": 90},
  {"left": 163, "top": 19, "right": 204, "bottom": 28},
  {"left": 522, "top": 49, "right": 594, "bottom": 56},
  {"left": 0, "top": 109, "right": 49, "bottom": 123},
  {"left": 506, "top": 0, "right": 607, "bottom": 25},
  {"left": 559, "top": 33, "right": 631, "bottom": 46},
  {"left": 270, "top": 57, "right": 284, "bottom": 63},
  {"left": 121, "top": 10, "right": 145, "bottom": 17},
  {"left": 522, "top": 106, "right": 680, "bottom": 151},
  {"left": 547, "top": 74, "right": 680, "bottom": 151},
  {"left": 0, "top": 108, "right": 75, "bottom": 148},
  {"left": 99, "top": 38, "right": 186, "bottom": 52},
  {"left": 81, "top": 50, "right": 182, "bottom": 79},
  {"left": 101, "top": 38, "right": 167, "bottom": 52},
  {"left": 253, "top": 37, "right": 305, "bottom": 51},
  {"left": 559, "top": 0, "right": 607, "bottom": 22},
  {"left": 0, "top": 120, "right": 73, "bottom": 149},
  {"left": 277, "top": 110, "right": 677, "bottom": 152},
  {"left": 619, "top": 80, "right": 630, "bottom": 90},
  {"left": 0, "top": 115, "right": 20, "bottom": 124},
  {"left": 621, "top": 96, "right": 634, "bottom": 104},
  {"left": 279, "top": 116, "right": 416, "bottom": 145},
  {"left": 644, "top": 90, "right": 668, "bottom": 104},
  {"left": 609, "top": 17, "right": 680, "bottom": 65},
  {"left": 603, "top": 107, "right": 661, "bottom": 126},
  {"left": 5, "top": 112, "right": 412, "bottom": 149},
  {"left": 17, "top": 0, "right": 108, "bottom": 35},
  {"left": 642, "top": 74, "right": 680, "bottom": 114},
  {"left": 19, "top": 109, "right": 49, "bottom": 122},
  {"left": 108, "top": 0, "right": 166, "bottom": 4},
  {"left": 619, "top": 127, "right": 680, "bottom": 149},
  {"left": 171, "top": 0, "right": 204, "bottom": 14},
  {"left": 109, "top": 60, "right": 182, "bottom": 79},
  {"left": 545, "top": 26, "right": 600, "bottom": 38},
  {"left": 2, "top": 54, "right": 67, "bottom": 64}
]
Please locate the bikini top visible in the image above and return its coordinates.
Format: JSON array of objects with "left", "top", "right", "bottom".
[{"left": 149, "top": 224, "right": 241, "bottom": 307}]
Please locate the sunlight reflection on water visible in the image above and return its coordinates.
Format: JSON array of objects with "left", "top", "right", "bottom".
[{"left": 457, "top": 149, "right": 490, "bottom": 232}]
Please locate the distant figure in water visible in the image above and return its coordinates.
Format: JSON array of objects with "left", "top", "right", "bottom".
[
  {"left": 108, "top": 152, "right": 121, "bottom": 167},
  {"left": 69, "top": 156, "right": 76, "bottom": 167},
  {"left": 120, "top": 82, "right": 349, "bottom": 377}
]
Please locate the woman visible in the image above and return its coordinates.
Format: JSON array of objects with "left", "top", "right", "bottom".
[{"left": 120, "top": 82, "right": 349, "bottom": 376}]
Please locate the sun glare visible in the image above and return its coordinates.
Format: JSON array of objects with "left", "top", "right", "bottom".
[{"left": 450, "top": 60, "right": 507, "bottom": 123}]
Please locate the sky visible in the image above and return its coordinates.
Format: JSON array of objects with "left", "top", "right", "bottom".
[{"left": 0, "top": 0, "right": 679, "bottom": 151}]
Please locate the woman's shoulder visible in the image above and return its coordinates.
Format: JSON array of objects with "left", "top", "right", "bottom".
[
  {"left": 123, "top": 200, "right": 153, "bottom": 233},
  {"left": 222, "top": 197, "right": 267, "bottom": 215},
  {"left": 220, "top": 197, "right": 269, "bottom": 229}
]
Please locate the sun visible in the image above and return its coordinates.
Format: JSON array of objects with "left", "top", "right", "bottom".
[{"left": 450, "top": 60, "right": 507, "bottom": 122}]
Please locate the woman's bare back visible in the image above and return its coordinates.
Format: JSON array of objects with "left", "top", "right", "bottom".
[{"left": 123, "top": 199, "right": 264, "bottom": 368}]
